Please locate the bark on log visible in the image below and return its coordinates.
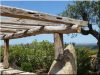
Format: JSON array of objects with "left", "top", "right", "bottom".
[
  {"left": 0, "top": 28, "right": 21, "bottom": 33},
  {"left": 1, "top": 18, "right": 62, "bottom": 26},
  {"left": 0, "top": 5, "right": 88, "bottom": 26},
  {"left": 48, "top": 44, "right": 77, "bottom": 74},
  {"left": 54, "top": 33, "right": 64, "bottom": 60},
  {"left": 0, "top": 25, "right": 80, "bottom": 40},
  {"left": 3, "top": 39, "right": 9, "bottom": 69}
]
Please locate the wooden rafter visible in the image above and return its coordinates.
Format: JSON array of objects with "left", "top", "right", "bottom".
[
  {"left": 0, "top": 25, "right": 80, "bottom": 40},
  {"left": 0, "top": 28, "right": 18, "bottom": 33},
  {"left": 0, "top": 5, "right": 88, "bottom": 26},
  {"left": 1, "top": 18, "right": 61, "bottom": 26},
  {"left": 0, "top": 5, "right": 88, "bottom": 40},
  {"left": 0, "top": 18, "right": 81, "bottom": 40}
]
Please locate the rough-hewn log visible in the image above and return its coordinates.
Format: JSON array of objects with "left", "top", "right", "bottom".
[
  {"left": 0, "top": 25, "right": 80, "bottom": 40},
  {"left": 54, "top": 33, "right": 64, "bottom": 60},
  {"left": 0, "top": 5, "right": 88, "bottom": 26},
  {"left": 0, "top": 28, "right": 18, "bottom": 33},
  {"left": 0, "top": 20, "right": 66, "bottom": 30},
  {"left": 3, "top": 39, "right": 9, "bottom": 69},
  {"left": 48, "top": 44, "right": 77, "bottom": 74},
  {"left": 1, "top": 25, "right": 36, "bottom": 30},
  {"left": 1, "top": 18, "right": 60, "bottom": 26}
]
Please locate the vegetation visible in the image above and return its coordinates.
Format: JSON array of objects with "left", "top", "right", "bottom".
[
  {"left": 0, "top": 40, "right": 54, "bottom": 73},
  {"left": 0, "top": 40, "right": 97, "bottom": 74},
  {"left": 60, "top": 1, "right": 100, "bottom": 72},
  {"left": 76, "top": 47, "right": 97, "bottom": 75}
]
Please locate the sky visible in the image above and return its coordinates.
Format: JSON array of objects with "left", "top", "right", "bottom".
[{"left": 0, "top": 1, "right": 98, "bottom": 45}]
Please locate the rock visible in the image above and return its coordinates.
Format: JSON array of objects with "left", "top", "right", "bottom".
[{"left": 48, "top": 44, "right": 77, "bottom": 74}]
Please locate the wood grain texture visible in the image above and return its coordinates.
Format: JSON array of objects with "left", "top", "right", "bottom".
[
  {"left": 0, "top": 25, "right": 80, "bottom": 40},
  {"left": 0, "top": 5, "right": 87, "bottom": 39},
  {"left": 1, "top": 18, "right": 60, "bottom": 26},
  {"left": 3, "top": 39, "right": 9, "bottom": 69},
  {"left": 54, "top": 33, "right": 64, "bottom": 60},
  {"left": 0, "top": 5, "right": 88, "bottom": 26}
]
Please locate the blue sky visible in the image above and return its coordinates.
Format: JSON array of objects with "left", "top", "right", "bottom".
[{"left": 0, "top": 1, "right": 97, "bottom": 45}]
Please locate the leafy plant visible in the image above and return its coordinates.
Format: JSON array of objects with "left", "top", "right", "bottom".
[
  {"left": 0, "top": 40, "right": 97, "bottom": 74},
  {"left": 76, "top": 47, "right": 97, "bottom": 75},
  {"left": 8, "top": 40, "right": 54, "bottom": 72}
]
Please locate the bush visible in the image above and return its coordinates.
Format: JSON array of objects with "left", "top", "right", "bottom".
[
  {"left": 76, "top": 47, "right": 97, "bottom": 75},
  {"left": 0, "top": 46, "right": 3, "bottom": 62},
  {"left": 8, "top": 40, "right": 54, "bottom": 72},
  {"left": 21, "top": 62, "right": 33, "bottom": 72},
  {"left": 0, "top": 41, "right": 97, "bottom": 74}
]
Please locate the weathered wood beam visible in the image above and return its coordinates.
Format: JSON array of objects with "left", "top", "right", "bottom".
[
  {"left": 1, "top": 18, "right": 60, "bottom": 26},
  {"left": 0, "top": 28, "right": 18, "bottom": 33},
  {"left": 0, "top": 26, "right": 42, "bottom": 40},
  {"left": 0, "top": 25, "right": 80, "bottom": 40},
  {"left": 0, "top": 5, "right": 88, "bottom": 26},
  {"left": 0, "top": 24, "right": 80, "bottom": 33},
  {"left": 54, "top": 33, "right": 64, "bottom": 60},
  {"left": 3, "top": 39, "right": 9, "bottom": 69},
  {"left": 0, "top": 18, "right": 63, "bottom": 29},
  {"left": 1, "top": 25, "right": 33, "bottom": 30}
]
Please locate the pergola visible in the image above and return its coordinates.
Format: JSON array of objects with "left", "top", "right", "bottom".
[{"left": 0, "top": 5, "right": 88, "bottom": 71}]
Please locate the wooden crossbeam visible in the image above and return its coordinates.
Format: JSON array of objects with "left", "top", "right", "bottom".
[
  {"left": 1, "top": 25, "right": 33, "bottom": 30},
  {"left": 0, "top": 25, "right": 80, "bottom": 40},
  {"left": 1, "top": 28, "right": 18, "bottom": 33},
  {"left": 0, "top": 5, "right": 88, "bottom": 26},
  {"left": 1, "top": 18, "right": 60, "bottom": 26},
  {"left": 0, "top": 5, "right": 88, "bottom": 40}
]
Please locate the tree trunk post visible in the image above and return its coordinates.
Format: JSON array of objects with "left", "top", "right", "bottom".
[
  {"left": 3, "top": 39, "right": 9, "bottom": 69},
  {"left": 54, "top": 33, "right": 64, "bottom": 60}
]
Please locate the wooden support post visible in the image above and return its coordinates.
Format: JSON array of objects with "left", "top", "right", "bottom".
[
  {"left": 3, "top": 39, "right": 9, "bottom": 69},
  {"left": 54, "top": 33, "right": 64, "bottom": 60}
]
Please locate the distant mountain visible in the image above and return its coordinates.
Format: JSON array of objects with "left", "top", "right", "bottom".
[
  {"left": 76, "top": 43, "right": 97, "bottom": 50},
  {"left": 76, "top": 43, "right": 97, "bottom": 46}
]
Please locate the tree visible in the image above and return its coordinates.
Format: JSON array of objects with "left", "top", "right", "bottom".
[{"left": 60, "top": 1, "right": 100, "bottom": 74}]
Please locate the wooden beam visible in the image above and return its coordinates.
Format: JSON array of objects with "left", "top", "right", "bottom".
[
  {"left": 1, "top": 18, "right": 60, "bottom": 26},
  {"left": 0, "top": 5, "right": 88, "bottom": 26},
  {"left": 3, "top": 39, "right": 9, "bottom": 69},
  {"left": 0, "top": 25, "right": 80, "bottom": 40},
  {"left": 0, "top": 28, "right": 20, "bottom": 33},
  {"left": 54, "top": 33, "right": 64, "bottom": 60},
  {"left": 0, "top": 19, "right": 62, "bottom": 29},
  {"left": 1, "top": 25, "right": 33, "bottom": 30}
]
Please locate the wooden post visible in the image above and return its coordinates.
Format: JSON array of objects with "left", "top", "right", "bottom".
[
  {"left": 3, "top": 39, "right": 9, "bottom": 69},
  {"left": 54, "top": 33, "right": 64, "bottom": 60}
]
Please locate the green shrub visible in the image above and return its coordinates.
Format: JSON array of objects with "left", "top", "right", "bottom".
[
  {"left": 8, "top": 40, "right": 54, "bottom": 72},
  {"left": 0, "top": 41, "right": 97, "bottom": 74},
  {"left": 0, "top": 46, "right": 3, "bottom": 62},
  {"left": 76, "top": 47, "right": 97, "bottom": 75},
  {"left": 21, "top": 62, "right": 33, "bottom": 72}
]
